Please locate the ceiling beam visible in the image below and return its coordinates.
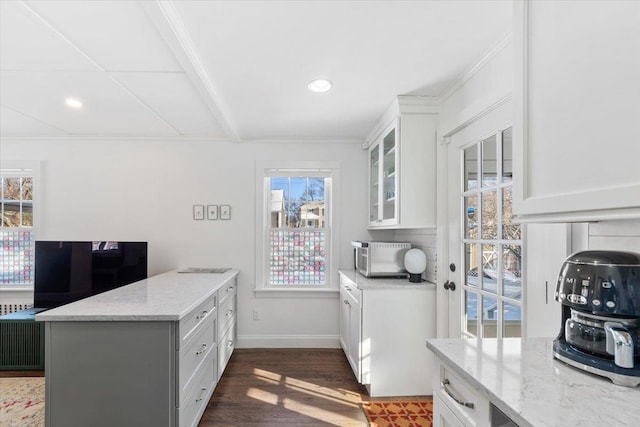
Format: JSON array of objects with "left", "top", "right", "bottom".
[{"left": 141, "top": 0, "right": 241, "bottom": 142}]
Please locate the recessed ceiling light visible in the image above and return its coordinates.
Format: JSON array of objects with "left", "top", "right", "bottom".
[
  {"left": 307, "top": 79, "right": 333, "bottom": 93},
  {"left": 65, "top": 97, "right": 83, "bottom": 109}
]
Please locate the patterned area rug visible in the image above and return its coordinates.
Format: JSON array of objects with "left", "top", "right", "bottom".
[
  {"left": 362, "top": 400, "right": 433, "bottom": 427},
  {"left": 0, "top": 377, "right": 45, "bottom": 427}
]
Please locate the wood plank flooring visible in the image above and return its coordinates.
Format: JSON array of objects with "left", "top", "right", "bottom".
[
  {"left": 1, "top": 348, "right": 431, "bottom": 426},
  {"left": 200, "top": 348, "right": 430, "bottom": 427}
]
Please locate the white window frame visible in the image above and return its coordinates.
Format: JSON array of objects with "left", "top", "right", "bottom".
[
  {"left": 0, "top": 160, "right": 41, "bottom": 291},
  {"left": 255, "top": 161, "right": 340, "bottom": 297}
]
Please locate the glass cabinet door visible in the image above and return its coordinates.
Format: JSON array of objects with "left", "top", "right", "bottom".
[
  {"left": 382, "top": 128, "right": 397, "bottom": 221},
  {"left": 369, "top": 144, "right": 380, "bottom": 222}
]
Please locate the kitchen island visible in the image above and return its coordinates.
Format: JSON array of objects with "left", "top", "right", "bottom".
[
  {"left": 426, "top": 337, "right": 640, "bottom": 427},
  {"left": 37, "top": 269, "right": 239, "bottom": 427}
]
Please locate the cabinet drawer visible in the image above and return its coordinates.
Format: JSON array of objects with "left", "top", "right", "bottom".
[
  {"left": 218, "top": 321, "right": 236, "bottom": 380},
  {"left": 217, "top": 289, "right": 236, "bottom": 337},
  {"left": 178, "top": 317, "right": 216, "bottom": 400},
  {"left": 340, "top": 277, "right": 360, "bottom": 304},
  {"left": 434, "top": 362, "right": 489, "bottom": 427},
  {"left": 178, "top": 350, "right": 216, "bottom": 427},
  {"left": 178, "top": 294, "right": 216, "bottom": 350},
  {"left": 218, "top": 279, "right": 237, "bottom": 306}
]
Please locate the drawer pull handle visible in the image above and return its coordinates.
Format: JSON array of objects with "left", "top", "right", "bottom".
[
  {"left": 196, "top": 344, "right": 208, "bottom": 355},
  {"left": 442, "top": 379, "right": 475, "bottom": 409},
  {"left": 196, "top": 310, "right": 208, "bottom": 320},
  {"left": 195, "top": 387, "right": 208, "bottom": 402},
  {"left": 227, "top": 309, "right": 233, "bottom": 317}
]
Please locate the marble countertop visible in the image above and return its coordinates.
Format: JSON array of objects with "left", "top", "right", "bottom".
[
  {"left": 426, "top": 337, "right": 640, "bottom": 427},
  {"left": 36, "top": 269, "right": 239, "bottom": 322},
  {"left": 339, "top": 269, "right": 435, "bottom": 290}
]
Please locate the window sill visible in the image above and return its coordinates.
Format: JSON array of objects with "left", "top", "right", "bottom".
[
  {"left": 254, "top": 288, "right": 339, "bottom": 298},
  {"left": 0, "top": 286, "right": 34, "bottom": 292}
]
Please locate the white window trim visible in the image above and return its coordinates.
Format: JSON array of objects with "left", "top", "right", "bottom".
[
  {"left": 254, "top": 161, "right": 340, "bottom": 298},
  {"left": 0, "top": 159, "right": 41, "bottom": 291}
]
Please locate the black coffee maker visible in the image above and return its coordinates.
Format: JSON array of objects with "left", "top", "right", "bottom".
[{"left": 553, "top": 250, "right": 640, "bottom": 387}]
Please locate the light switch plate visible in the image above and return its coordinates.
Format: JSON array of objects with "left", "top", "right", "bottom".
[
  {"left": 193, "top": 205, "right": 204, "bottom": 220},
  {"left": 207, "top": 205, "right": 218, "bottom": 220},
  {"left": 220, "top": 205, "right": 231, "bottom": 220}
]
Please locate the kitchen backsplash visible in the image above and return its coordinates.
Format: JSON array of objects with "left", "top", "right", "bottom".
[
  {"left": 392, "top": 228, "right": 437, "bottom": 283},
  {"left": 585, "top": 219, "right": 640, "bottom": 253}
]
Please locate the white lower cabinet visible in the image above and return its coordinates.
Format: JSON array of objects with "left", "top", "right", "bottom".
[
  {"left": 339, "top": 278, "right": 362, "bottom": 381},
  {"left": 339, "top": 272, "right": 436, "bottom": 396},
  {"left": 217, "top": 279, "right": 237, "bottom": 380},
  {"left": 433, "top": 358, "right": 490, "bottom": 427}
]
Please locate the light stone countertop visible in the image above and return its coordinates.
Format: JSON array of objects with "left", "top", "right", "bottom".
[
  {"left": 36, "top": 269, "right": 239, "bottom": 321},
  {"left": 426, "top": 337, "right": 640, "bottom": 427},
  {"left": 339, "top": 269, "right": 436, "bottom": 290}
]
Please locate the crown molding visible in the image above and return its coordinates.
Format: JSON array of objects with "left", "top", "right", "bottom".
[{"left": 438, "top": 33, "right": 513, "bottom": 104}]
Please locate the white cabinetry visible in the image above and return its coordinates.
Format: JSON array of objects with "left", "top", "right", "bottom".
[
  {"left": 338, "top": 271, "right": 436, "bottom": 396},
  {"left": 339, "top": 276, "right": 362, "bottom": 381},
  {"left": 513, "top": 0, "right": 640, "bottom": 222},
  {"left": 217, "top": 279, "right": 237, "bottom": 380},
  {"left": 368, "top": 96, "right": 438, "bottom": 229},
  {"left": 432, "top": 358, "right": 490, "bottom": 427}
]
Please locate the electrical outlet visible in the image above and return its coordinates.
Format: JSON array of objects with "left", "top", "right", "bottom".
[{"left": 252, "top": 309, "right": 260, "bottom": 320}]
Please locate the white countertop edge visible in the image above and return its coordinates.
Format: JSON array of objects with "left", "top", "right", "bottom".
[
  {"left": 339, "top": 269, "right": 436, "bottom": 289},
  {"left": 36, "top": 269, "right": 239, "bottom": 322},
  {"left": 426, "top": 338, "right": 533, "bottom": 427}
]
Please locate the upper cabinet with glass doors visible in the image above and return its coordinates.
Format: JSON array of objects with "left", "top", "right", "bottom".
[
  {"left": 368, "top": 96, "right": 438, "bottom": 229},
  {"left": 513, "top": 1, "right": 640, "bottom": 222}
]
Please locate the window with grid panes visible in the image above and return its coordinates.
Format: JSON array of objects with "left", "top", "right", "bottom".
[
  {"left": 1, "top": 167, "right": 35, "bottom": 286},
  {"left": 264, "top": 170, "right": 331, "bottom": 287}
]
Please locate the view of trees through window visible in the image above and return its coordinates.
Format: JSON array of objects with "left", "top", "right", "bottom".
[
  {"left": 1, "top": 173, "right": 34, "bottom": 285},
  {"left": 268, "top": 175, "right": 328, "bottom": 286}
]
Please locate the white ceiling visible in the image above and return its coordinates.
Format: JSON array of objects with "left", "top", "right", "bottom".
[{"left": 0, "top": 0, "right": 512, "bottom": 142}]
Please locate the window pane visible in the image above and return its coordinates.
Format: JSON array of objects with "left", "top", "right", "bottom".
[
  {"left": 464, "top": 290, "right": 477, "bottom": 337},
  {"left": 481, "top": 190, "right": 497, "bottom": 239},
  {"left": 482, "top": 244, "right": 498, "bottom": 294},
  {"left": 481, "top": 135, "right": 497, "bottom": 188},
  {"left": 503, "top": 301, "right": 522, "bottom": 337},
  {"left": 269, "top": 230, "right": 326, "bottom": 285},
  {"left": 502, "top": 187, "right": 520, "bottom": 240},
  {"left": 464, "top": 145, "right": 478, "bottom": 191},
  {"left": 502, "top": 244, "right": 522, "bottom": 300},
  {"left": 502, "top": 127, "right": 513, "bottom": 183},
  {"left": 465, "top": 243, "right": 478, "bottom": 289},
  {"left": 0, "top": 230, "right": 34, "bottom": 285},
  {"left": 464, "top": 195, "right": 478, "bottom": 239},
  {"left": 482, "top": 295, "right": 498, "bottom": 338},
  {"left": 270, "top": 177, "right": 326, "bottom": 229}
]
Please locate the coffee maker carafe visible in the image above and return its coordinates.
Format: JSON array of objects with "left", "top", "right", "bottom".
[{"left": 553, "top": 250, "right": 640, "bottom": 387}]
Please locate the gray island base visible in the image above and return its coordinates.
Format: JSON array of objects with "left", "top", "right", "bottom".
[{"left": 37, "top": 269, "right": 239, "bottom": 427}]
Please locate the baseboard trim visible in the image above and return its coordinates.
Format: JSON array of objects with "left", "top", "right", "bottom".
[{"left": 237, "top": 334, "right": 340, "bottom": 349}]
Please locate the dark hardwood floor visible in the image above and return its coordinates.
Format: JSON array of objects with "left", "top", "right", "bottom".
[
  {"left": 200, "top": 348, "right": 371, "bottom": 426},
  {"left": 1, "top": 348, "right": 430, "bottom": 426}
]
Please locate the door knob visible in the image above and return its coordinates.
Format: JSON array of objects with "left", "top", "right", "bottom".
[{"left": 444, "top": 281, "right": 456, "bottom": 291}]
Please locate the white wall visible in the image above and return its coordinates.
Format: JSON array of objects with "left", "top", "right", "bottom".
[
  {"left": 583, "top": 220, "right": 640, "bottom": 253},
  {"left": 1, "top": 138, "right": 369, "bottom": 347}
]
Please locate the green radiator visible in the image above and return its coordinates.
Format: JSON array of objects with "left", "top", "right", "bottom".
[{"left": 0, "top": 309, "right": 45, "bottom": 370}]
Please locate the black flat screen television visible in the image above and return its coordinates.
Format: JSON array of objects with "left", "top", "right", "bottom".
[{"left": 34, "top": 241, "right": 148, "bottom": 309}]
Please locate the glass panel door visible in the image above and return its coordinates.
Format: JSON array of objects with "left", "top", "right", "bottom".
[
  {"left": 369, "top": 144, "right": 380, "bottom": 222},
  {"left": 461, "top": 127, "right": 522, "bottom": 338},
  {"left": 382, "top": 129, "right": 396, "bottom": 220}
]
